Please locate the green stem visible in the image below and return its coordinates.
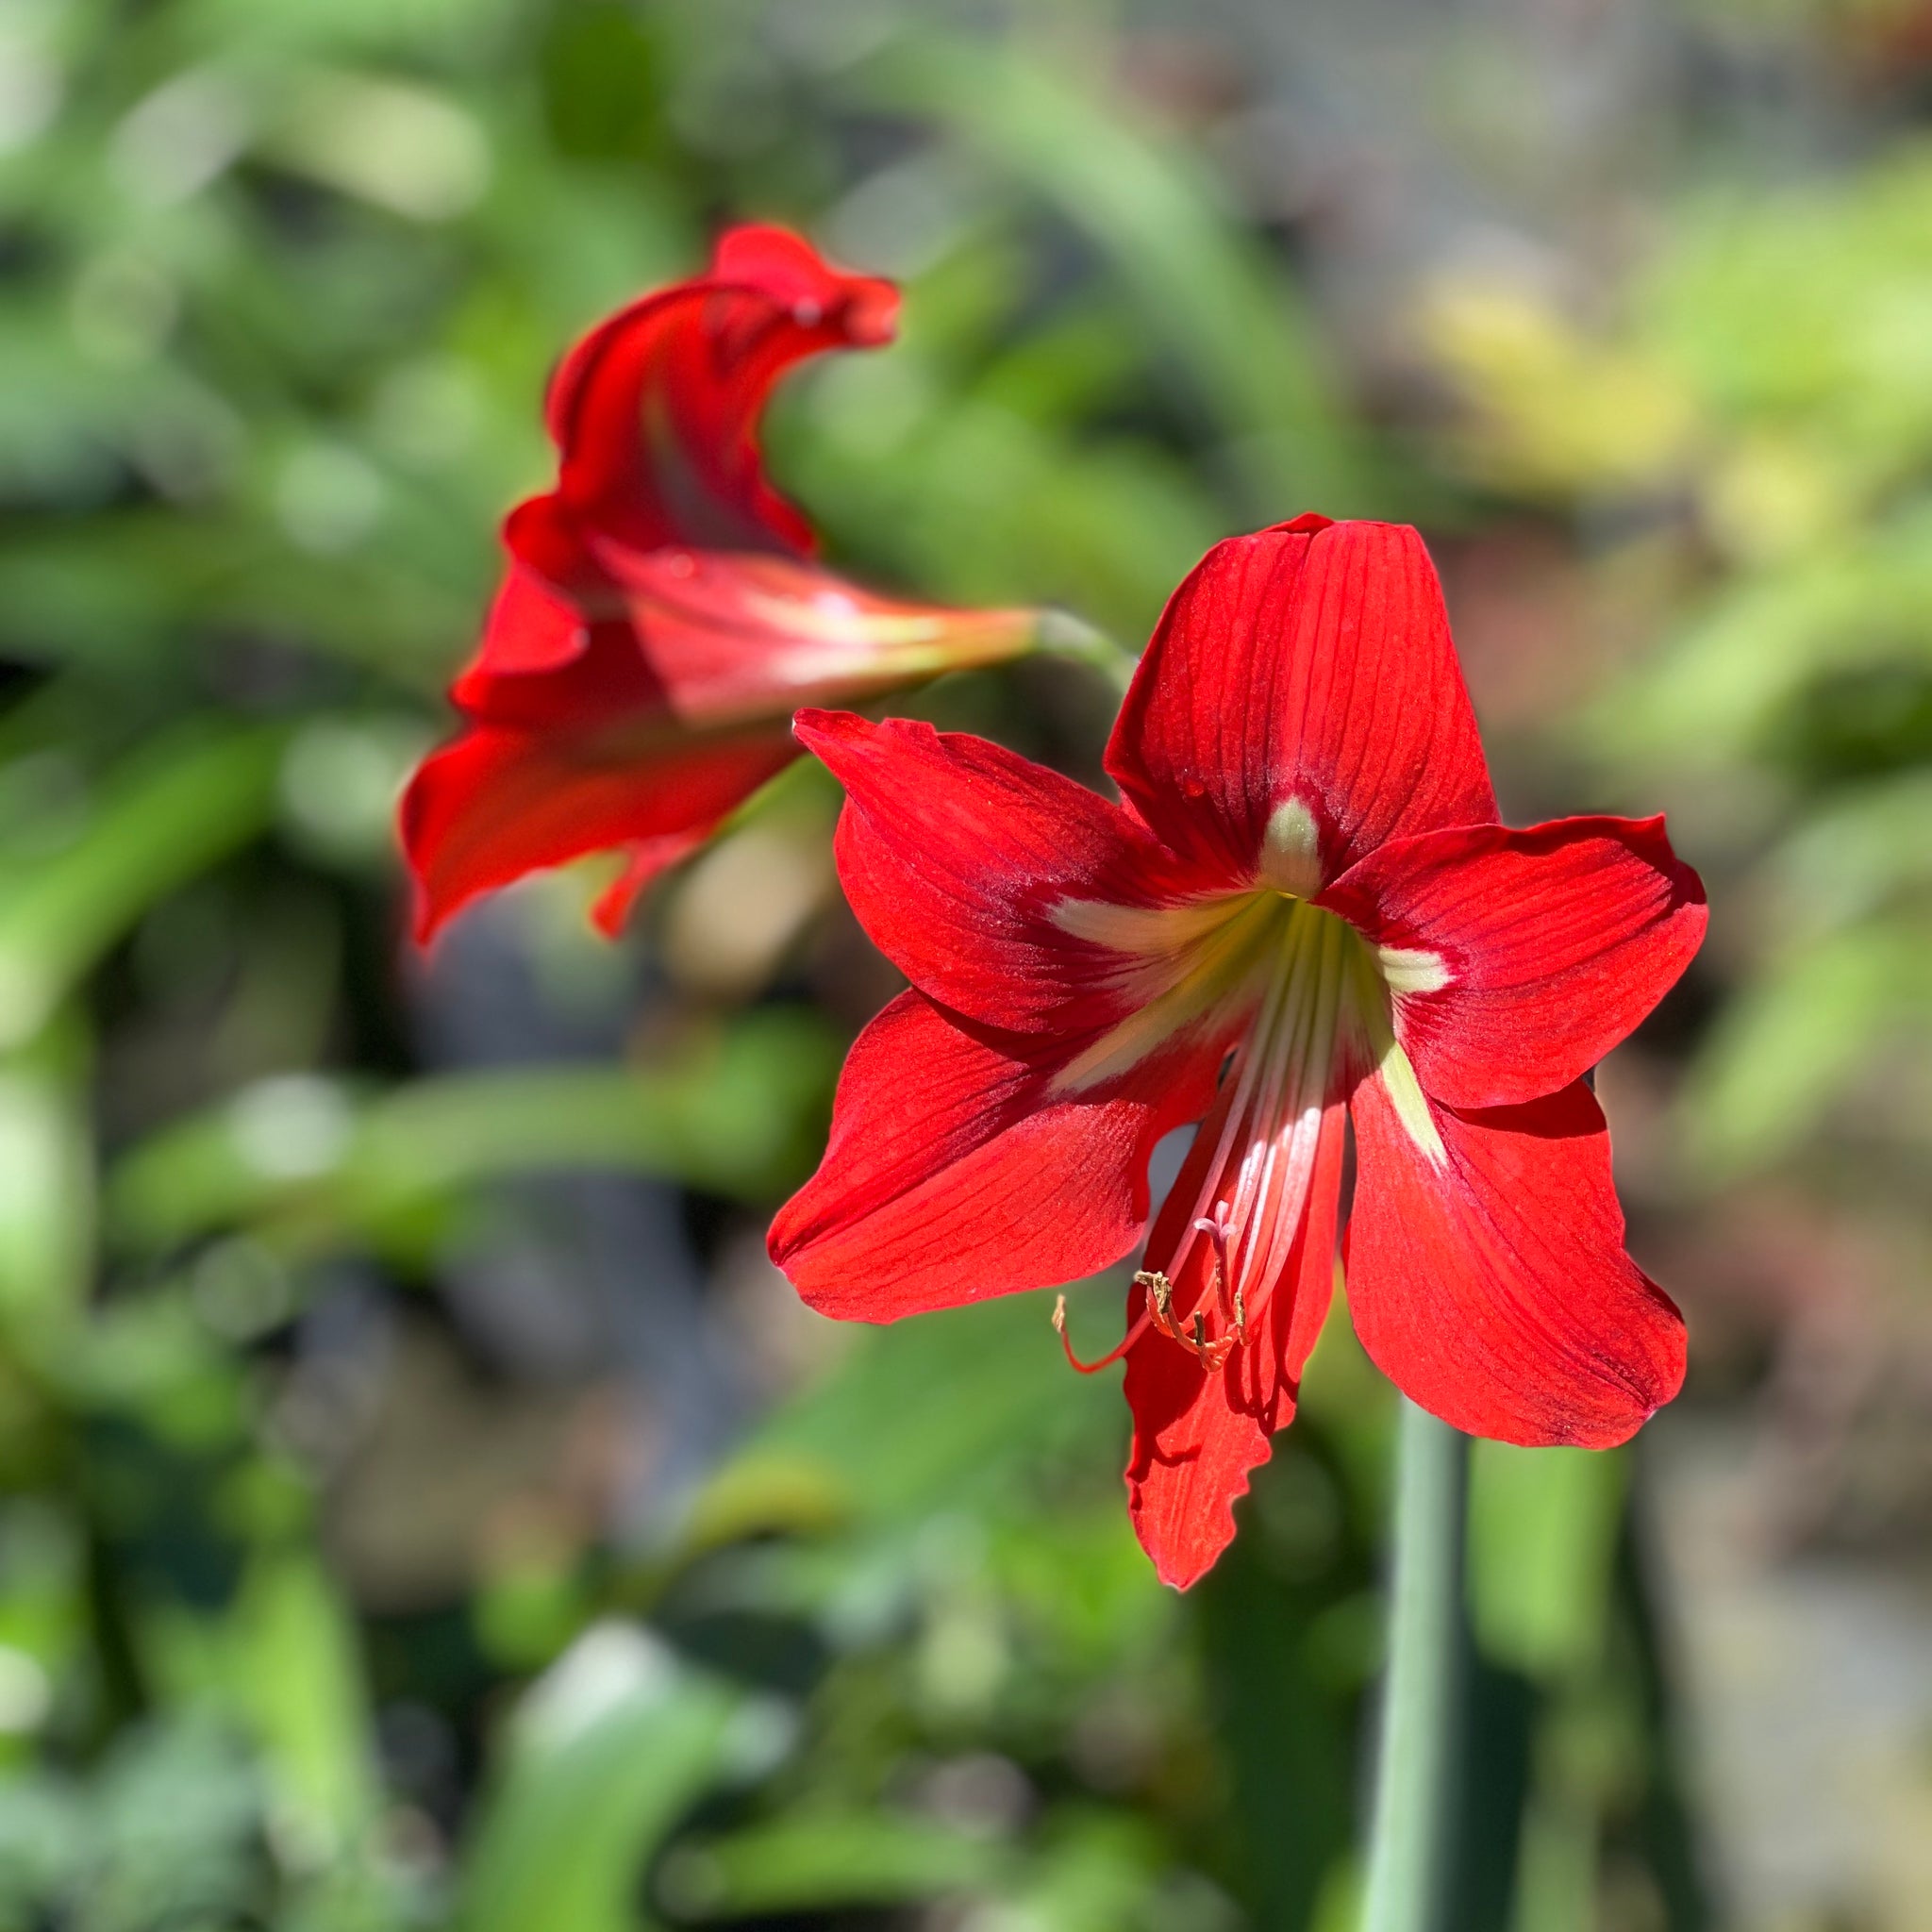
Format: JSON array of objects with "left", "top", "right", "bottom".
[
  {"left": 1035, "top": 609, "right": 1140, "bottom": 697},
  {"left": 1363, "top": 1398, "right": 1470, "bottom": 1932}
]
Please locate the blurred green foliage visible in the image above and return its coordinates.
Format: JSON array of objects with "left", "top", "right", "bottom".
[
  {"left": 1427, "top": 142, "right": 1932, "bottom": 1189},
  {"left": 0, "top": 0, "right": 1739, "bottom": 1928}
]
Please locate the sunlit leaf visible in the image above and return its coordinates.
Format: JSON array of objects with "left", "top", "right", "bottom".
[
  {"left": 1683, "top": 920, "right": 1926, "bottom": 1175},
  {"left": 457, "top": 1624, "right": 751, "bottom": 1932},
  {"left": 658, "top": 1813, "right": 1011, "bottom": 1918},
  {"left": 108, "top": 1008, "right": 842, "bottom": 1256},
  {"left": 0, "top": 724, "right": 289, "bottom": 1053},
  {"left": 860, "top": 36, "right": 1374, "bottom": 519},
  {"left": 0, "top": 1015, "right": 92, "bottom": 1331}
]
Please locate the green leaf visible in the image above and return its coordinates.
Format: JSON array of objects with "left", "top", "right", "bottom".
[
  {"left": 0, "top": 1014, "right": 93, "bottom": 1332},
  {"left": 859, "top": 37, "right": 1373, "bottom": 519},
  {"left": 145, "top": 1548, "right": 378, "bottom": 1862},
  {"left": 1587, "top": 500, "right": 1932, "bottom": 771},
  {"left": 658, "top": 1814, "right": 1011, "bottom": 1919},
  {"left": 1682, "top": 920, "right": 1927, "bottom": 1175},
  {"left": 1467, "top": 1443, "right": 1624, "bottom": 1683},
  {"left": 457, "top": 1624, "right": 749, "bottom": 1932},
  {"left": 1770, "top": 767, "right": 1932, "bottom": 933},
  {"left": 230, "top": 1549, "right": 379, "bottom": 1858},
  {"left": 704, "top": 1289, "right": 1124, "bottom": 1535},
  {"left": 0, "top": 724, "right": 289, "bottom": 1052},
  {"left": 107, "top": 1008, "right": 841, "bottom": 1257}
]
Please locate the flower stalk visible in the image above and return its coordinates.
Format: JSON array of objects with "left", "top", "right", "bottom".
[
  {"left": 1036, "top": 608, "right": 1141, "bottom": 696},
  {"left": 1363, "top": 1397, "right": 1470, "bottom": 1932}
]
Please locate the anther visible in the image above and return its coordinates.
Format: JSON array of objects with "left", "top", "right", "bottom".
[{"left": 1139, "top": 1254, "right": 1245, "bottom": 1373}]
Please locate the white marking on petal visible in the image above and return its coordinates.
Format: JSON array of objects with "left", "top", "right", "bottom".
[
  {"left": 1342, "top": 950, "right": 1447, "bottom": 1166},
  {"left": 1374, "top": 1035, "right": 1447, "bottom": 1165},
  {"left": 1050, "top": 896, "right": 1240, "bottom": 956},
  {"left": 1258, "top": 797, "right": 1323, "bottom": 897},
  {"left": 1377, "top": 945, "right": 1451, "bottom": 995},
  {"left": 1050, "top": 895, "right": 1277, "bottom": 1092},
  {"left": 1052, "top": 977, "right": 1241, "bottom": 1092}
]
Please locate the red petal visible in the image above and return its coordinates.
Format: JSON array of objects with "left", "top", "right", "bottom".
[
  {"left": 768, "top": 991, "right": 1212, "bottom": 1322},
  {"left": 794, "top": 709, "right": 1206, "bottom": 1036},
  {"left": 708, "top": 225, "right": 896, "bottom": 341},
  {"left": 1318, "top": 815, "right": 1707, "bottom": 1108},
  {"left": 454, "top": 549, "right": 1035, "bottom": 737},
  {"left": 1106, "top": 520, "right": 1497, "bottom": 888},
  {"left": 451, "top": 553, "right": 591, "bottom": 693},
  {"left": 399, "top": 716, "right": 795, "bottom": 943},
  {"left": 456, "top": 228, "right": 899, "bottom": 701},
  {"left": 542, "top": 224, "right": 898, "bottom": 559},
  {"left": 1123, "top": 1096, "right": 1345, "bottom": 1589},
  {"left": 1345, "top": 1074, "right": 1685, "bottom": 1447},
  {"left": 589, "top": 833, "right": 712, "bottom": 939},
  {"left": 597, "top": 549, "right": 1038, "bottom": 723},
  {"left": 449, "top": 566, "right": 663, "bottom": 730}
]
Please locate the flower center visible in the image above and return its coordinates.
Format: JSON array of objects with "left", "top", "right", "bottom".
[
  {"left": 1051, "top": 880, "right": 1445, "bottom": 1374},
  {"left": 1141, "top": 897, "right": 1357, "bottom": 1362}
]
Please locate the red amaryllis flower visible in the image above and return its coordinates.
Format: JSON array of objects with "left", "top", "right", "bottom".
[
  {"left": 769, "top": 515, "right": 1707, "bottom": 1589},
  {"left": 401, "top": 225, "right": 1041, "bottom": 941}
]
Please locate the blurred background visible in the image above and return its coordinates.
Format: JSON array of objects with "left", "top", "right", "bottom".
[{"left": 3, "top": 0, "right": 1931, "bottom": 1925}]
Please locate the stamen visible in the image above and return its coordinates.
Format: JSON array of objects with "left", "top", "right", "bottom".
[
  {"left": 1229, "top": 914, "right": 1345, "bottom": 1341},
  {"left": 1052, "top": 1291, "right": 1153, "bottom": 1374},
  {"left": 1141, "top": 1269, "right": 1174, "bottom": 1325},
  {"left": 1182, "top": 1308, "right": 1235, "bottom": 1372},
  {"left": 1056, "top": 891, "right": 1390, "bottom": 1381},
  {"left": 1130, "top": 1266, "right": 1238, "bottom": 1370},
  {"left": 1142, "top": 902, "right": 1352, "bottom": 1375},
  {"left": 1193, "top": 1205, "right": 1235, "bottom": 1318}
]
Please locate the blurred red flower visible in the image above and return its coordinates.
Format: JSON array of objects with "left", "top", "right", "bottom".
[
  {"left": 771, "top": 516, "right": 1707, "bottom": 1588},
  {"left": 401, "top": 225, "right": 1040, "bottom": 942}
]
